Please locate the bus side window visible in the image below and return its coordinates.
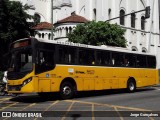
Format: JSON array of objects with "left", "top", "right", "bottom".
[
  {"left": 59, "top": 46, "right": 76, "bottom": 64},
  {"left": 125, "top": 54, "right": 136, "bottom": 67},
  {"left": 147, "top": 56, "right": 156, "bottom": 68},
  {"left": 79, "top": 50, "right": 85, "bottom": 65},
  {"left": 36, "top": 50, "right": 54, "bottom": 73},
  {"left": 136, "top": 55, "right": 147, "bottom": 68},
  {"left": 112, "top": 52, "right": 124, "bottom": 67},
  {"left": 96, "top": 51, "right": 110, "bottom": 66},
  {"left": 68, "top": 48, "right": 76, "bottom": 64},
  {"left": 87, "top": 50, "right": 95, "bottom": 65},
  {"left": 79, "top": 49, "right": 95, "bottom": 65}
]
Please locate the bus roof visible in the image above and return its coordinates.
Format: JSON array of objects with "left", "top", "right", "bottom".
[{"left": 17, "top": 38, "right": 156, "bottom": 56}]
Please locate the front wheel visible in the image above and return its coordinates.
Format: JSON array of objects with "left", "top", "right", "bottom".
[
  {"left": 60, "top": 82, "right": 74, "bottom": 100},
  {"left": 127, "top": 79, "right": 136, "bottom": 93}
]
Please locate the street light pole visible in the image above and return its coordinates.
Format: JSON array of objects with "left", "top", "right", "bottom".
[
  {"left": 148, "top": 0, "right": 155, "bottom": 52},
  {"left": 106, "top": 8, "right": 147, "bottom": 22},
  {"left": 51, "top": 0, "right": 54, "bottom": 40}
]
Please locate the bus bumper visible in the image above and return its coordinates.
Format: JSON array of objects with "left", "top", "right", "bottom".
[{"left": 7, "top": 77, "right": 38, "bottom": 93}]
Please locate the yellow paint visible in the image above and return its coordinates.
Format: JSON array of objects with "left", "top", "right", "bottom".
[{"left": 8, "top": 64, "right": 159, "bottom": 94}]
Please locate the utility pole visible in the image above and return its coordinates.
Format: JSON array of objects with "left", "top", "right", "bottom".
[
  {"left": 148, "top": 0, "right": 155, "bottom": 52},
  {"left": 106, "top": 7, "right": 150, "bottom": 22},
  {"left": 51, "top": 0, "right": 54, "bottom": 40},
  {"left": 105, "top": 6, "right": 151, "bottom": 53}
]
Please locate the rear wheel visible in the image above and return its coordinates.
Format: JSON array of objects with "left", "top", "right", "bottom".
[
  {"left": 60, "top": 82, "right": 74, "bottom": 100},
  {"left": 127, "top": 79, "right": 136, "bottom": 92}
]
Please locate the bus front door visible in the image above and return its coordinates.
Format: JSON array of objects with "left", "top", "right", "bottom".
[{"left": 38, "top": 73, "right": 51, "bottom": 92}]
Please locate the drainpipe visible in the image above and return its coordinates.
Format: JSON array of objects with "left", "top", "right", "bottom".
[
  {"left": 51, "top": 0, "right": 54, "bottom": 40},
  {"left": 148, "top": 0, "right": 155, "bottom": 52}
]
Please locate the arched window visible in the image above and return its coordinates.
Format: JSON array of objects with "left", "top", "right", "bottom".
[
  {"left": 131, "top": 13, "right": 136, "bottom": 28},
  {"left": 108, "top": 8, "right": 111, "bottom": 20},
  {"left": 42, "top": 33, "right": 44, "bottom": 38},
  {"left": 132, "top": 46, "right": 138, "bottom": 51},
  {"left": 120, "top": 10, "right": 125, "bottom": 25},
  {"left": 69, "top": 27, "right": 72, "bottom": 33},
  {"left": 38, "top": 33, "right": 41, "bottom": 38},
  {"left": 93, "top": 8, "right": 96, "bottom": 20},
  {"left": 66, "top": 27, "right": 68, "bottom": 35},
  {"left": 142, "top": 47, "right": 147, "bottom": 53},
  {"left": 141, "top": 16, "right": 145, "bottom": 30},
  {"left": 60, "top": 28, "right": 62, "bottom": 37},
  {"left": 48, "top": 33, "right": 51, "bottom": 40},
  {"left": 58, "top": 29, "right": 60, "bottom": 37}
]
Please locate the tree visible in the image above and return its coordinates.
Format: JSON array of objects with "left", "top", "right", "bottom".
[
  {"left": 0, "top": 0, "right": 32, "bottom": 70},
  {"left": 67, "top": 21, "right": 127, "bottom": 47}
]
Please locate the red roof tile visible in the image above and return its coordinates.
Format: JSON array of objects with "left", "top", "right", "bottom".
[
  {"left": 56, "top": 14, "right": 89, "bottom": 24},
  {"left": 32, "top": 22, "right": 53, "bottom": 30}
]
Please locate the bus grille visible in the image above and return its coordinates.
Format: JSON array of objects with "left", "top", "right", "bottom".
[{"left": 8, "top": 85, "right": 22, "bottom": 91}]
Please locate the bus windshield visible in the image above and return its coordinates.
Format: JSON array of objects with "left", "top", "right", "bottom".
[{"left": 9, "top": 48, "right": 33, "bottom": 73}]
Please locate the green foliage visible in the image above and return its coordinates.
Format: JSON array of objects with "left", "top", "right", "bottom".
[
  {"left": 0, "top": 0, "right": 32, "bottom": 41},
  {"left": 0, "top": 0, "right": 32, "bottom": 70},
  {"left": 0, "top": 71, "right": 3, "bottom": 83},
  {"left": 67, "top": 21, "right": 127, "bottom": 47}
]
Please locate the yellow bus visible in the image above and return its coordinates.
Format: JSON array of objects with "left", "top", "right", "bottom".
[{"left": 7, "top": 38, "right": 159, "bottom": 99}]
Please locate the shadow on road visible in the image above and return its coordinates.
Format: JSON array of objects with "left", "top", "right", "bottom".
[
  {"left": 10, "top": 93, "right": 61, "bottom": 103},
  {"left": 75, "top": 87, "right": 156, "bottom": 98},
  {"left": 9, "top": 87, "right": 156, "bottom": 103}
]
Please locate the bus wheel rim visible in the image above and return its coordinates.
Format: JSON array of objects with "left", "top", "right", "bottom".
[
  {"left": 63, "top": 86, "right": 71, "bottom": 96},
  {"left": 129, "top": 83, "right": 134, "bottom": 91}
]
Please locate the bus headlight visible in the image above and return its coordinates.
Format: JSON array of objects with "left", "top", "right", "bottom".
[{"left": 22, "top": 77, "right": 32, "bottom": 87}]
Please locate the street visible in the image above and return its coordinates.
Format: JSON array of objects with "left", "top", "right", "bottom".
[{"left": 0, "top": 86, "right": 160, "bottom": 120}]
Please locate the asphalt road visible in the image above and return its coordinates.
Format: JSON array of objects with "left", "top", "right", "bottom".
[{"left": 0, "top": 86, "right": 160, "bottom": 120}]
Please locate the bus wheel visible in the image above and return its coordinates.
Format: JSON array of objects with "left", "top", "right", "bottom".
[
  {"left": 127, "top": 79, "right": 136, "bottom": 93},
  {"left": 60, "top": 82, "right": 74, "bottom": 100}
]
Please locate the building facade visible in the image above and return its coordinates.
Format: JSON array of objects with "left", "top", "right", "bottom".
[{"left": 12, "top": 0, "right": 160, "bottom": 68}]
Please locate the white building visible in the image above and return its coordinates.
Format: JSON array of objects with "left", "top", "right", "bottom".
[{"left": 12, "top": 0, "right": 160, "bottom": 68}]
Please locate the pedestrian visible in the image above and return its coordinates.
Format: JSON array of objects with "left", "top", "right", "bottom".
[{"left": 2, "top": 71, "right": 8, "bottom": 92}]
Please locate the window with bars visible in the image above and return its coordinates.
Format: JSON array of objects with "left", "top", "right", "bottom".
[
  {"left": 141, "top": 16, "right": 145, "bottom": 30},
  {"left": 120, "top": 10, "right": 125, "bottom": 25},
  {"left": 131, "top": 13, "right": 136, "bottom": 28}
]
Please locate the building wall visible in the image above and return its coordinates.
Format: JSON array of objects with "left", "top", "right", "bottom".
[
  {"left": 14, "top": 0, "right": 51, "bottom": 22},
  {"left": 11, "top": 0, "right": 160, "bottom": 68}
]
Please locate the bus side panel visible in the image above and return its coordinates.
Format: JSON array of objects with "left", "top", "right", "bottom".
[
  {"left": 113, "top": 68, "right": 138, "bottom": 89},
  {"left": 99, "top": 67, "right": 113, "bottom": 90},
  {"left": 95, "top": 78, "right": 103, "bottom": 90},
  {"left": 38, "top": 79, "right": 51, "bottom": 92},
  {"left": 75, "top": 78, "right": 84, "bottom": 91},
  {"left": 145, "top": 69, "right": 158, "bottom": 85},
  {"left": 37, "top": 71, "right": 53, "bottom": 92},
  {"left": 21, "top": 80, "right": 35, "bottom": 93},
  {"left": 157, "top": 69, "right": 160, "bottom": 84},
  {"left": 48, "top": 65, "right": 158, "bottom": 93},
  {"left": 33, "top": 76, "right": 38, "bottom": 92},
  {"left": 83, "top": 78, "right": 95, "bottom": 90},
  {"left": 50, "top": 78, "right": 62, "bottom": 92},
  {"left": 112, "top": 68, "right": 125, "bottom": 89},
  {"left": 154, "top": 69, "right": 158, "bottom": 85},
  {"left": 135, "top": 69, "right": 157, "bottom": 87},
  {"left": 137, "top": 69, "right": 146, "bottom": 87}
]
